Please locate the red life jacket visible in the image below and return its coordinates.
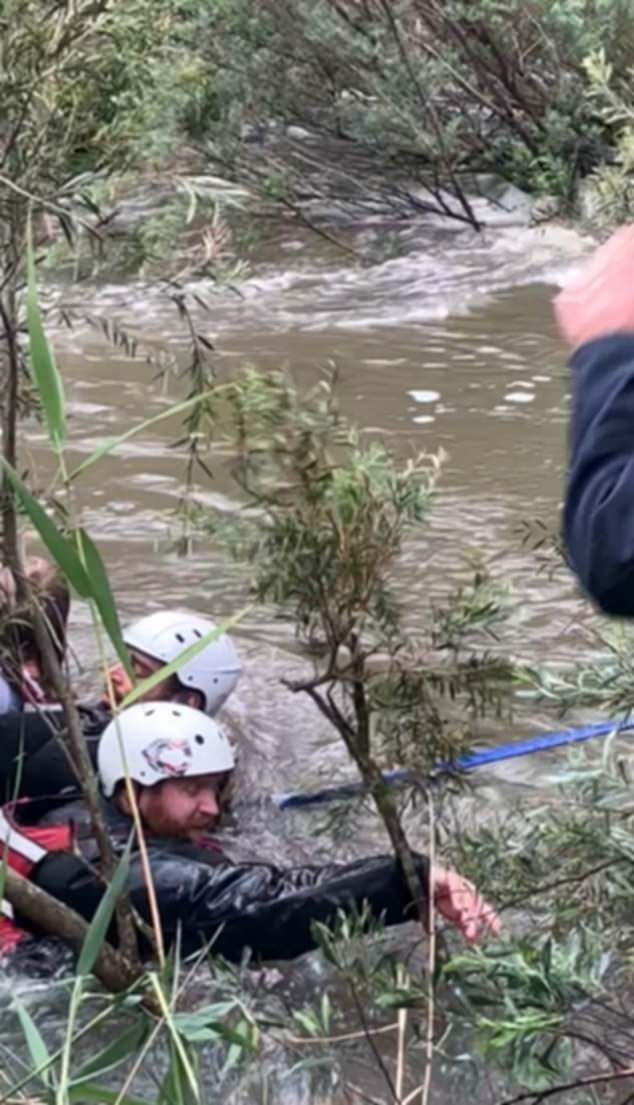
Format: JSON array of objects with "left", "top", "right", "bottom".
[{"left": 0, "top": 801, "right": 72, "bottom": 952}]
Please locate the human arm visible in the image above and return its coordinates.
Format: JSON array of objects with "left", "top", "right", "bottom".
[
  {"left": 31, "top": 848, "right": 499, "bottom": 962},
  {"left": 564, "top": 334, "right": 634, "bottom": 614},
  {"left": 0, "top": 705, "right": 107, "bottom": 801},
  {"left": 0, "top": 711, "right": 69, "bottom": 801},
  {"left": 554, "top": 227, "right": 634, "bottom": 614}
]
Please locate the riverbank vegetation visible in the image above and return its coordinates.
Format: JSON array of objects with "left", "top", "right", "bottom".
[
  {"left": 5, "top": 2, "right": 634, "bottom": 1104},
  {"left": 141, "top": 0, "right": 634, "bottom": 231},
  {"left": 7, "top": 0, "right": 634, "bottom": 282}
]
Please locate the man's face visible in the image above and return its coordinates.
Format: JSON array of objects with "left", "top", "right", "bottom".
[{"left": 137, "top": 772, "right": 230, "bottom": 840}]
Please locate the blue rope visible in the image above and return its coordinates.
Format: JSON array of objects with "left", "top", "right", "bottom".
[{"left": 273, "top": 718, "right": 634, "bottom": 810}]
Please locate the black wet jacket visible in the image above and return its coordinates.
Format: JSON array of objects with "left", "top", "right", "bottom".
[
  {"left": 565, "top": 333, "right": 634, "bottom": 615},
  {"left": 0, "top": 704, "right": 111, "bottom": 802},
  {"left": 22, "top": 798, "right": 430, "bottom": 963}
]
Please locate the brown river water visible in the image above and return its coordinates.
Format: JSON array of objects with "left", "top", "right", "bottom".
[{"left": 0, "top": 214, "right": 620, "bottom": 1102}]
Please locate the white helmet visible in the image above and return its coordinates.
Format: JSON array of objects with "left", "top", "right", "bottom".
[
  {"left": 98, "top": 701, "right": 235, "bottom": 798},
  {"left": 122, "top": 611, "right": 241, "bottom": 716}
]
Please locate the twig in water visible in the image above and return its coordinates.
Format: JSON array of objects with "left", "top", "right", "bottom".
[
  {"left": 496, "top": 1063, "right": 634, "bottom": 1104},
  {"left": 421, "top": 791, "right": 436, "bottom": 1105},
  {"left": 345, "top": 1081, "right": 392, "bottom": 1105},
  {"left": 348, "top": 979, "right": 398, "bottom": 1102},
  {"left": 395, "top": 1004, "right": 408, "bottom": 1101},
  {"left": 498, "top": 858, "right": 624, "bottom": 913},
  {"left": 283, "top": 1022, "right": 400, "bottom": 1047}
]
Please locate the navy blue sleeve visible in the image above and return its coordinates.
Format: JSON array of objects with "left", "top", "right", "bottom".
[{"left": 565, "top": 333, "right": 634, "bottom": 615}]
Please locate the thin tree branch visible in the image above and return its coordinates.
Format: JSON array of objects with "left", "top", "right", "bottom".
[
  {"left": 497, "top": 1064, "right": 634, "bottom": 1105},
  {"left": 4, "top": 867, "right": 136, "bottom": 992}
]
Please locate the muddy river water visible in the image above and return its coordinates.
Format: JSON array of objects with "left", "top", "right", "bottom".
[{"left": 0, "top": 214, "right": 615, "bottom": 1102}]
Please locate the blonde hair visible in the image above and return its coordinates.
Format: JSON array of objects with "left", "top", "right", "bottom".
[{"left": 0, "top": 556, "right": 70, "bottom": 677}]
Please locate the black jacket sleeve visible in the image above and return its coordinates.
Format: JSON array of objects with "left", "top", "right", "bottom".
[
  {"left": 0, "top": 705, "right": 107, "bottom": 802},
  {"left": 31, "top": 848, "right": 430, "bottom": 962},
  {"left": 0, "top": 711, "right": 67, "bottom": 801},
  {"left": 565, "top": 333, "right": 634, "bottom": 615}
]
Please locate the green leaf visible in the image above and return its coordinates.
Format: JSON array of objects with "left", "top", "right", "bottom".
[
  {"left": 283, "top": 1056, "right": 332, "bottom": 1079},
  {"left": 172, "top": 1000, "right": 237, "bottom": 1043},
  {"left": 292, "top": 1010, "right": 321, "bottom": 1036},
  {"left": 13, "top": 997, "right": 52, "bottom": 1087},
  {"left": 76, "top": 529, "right": 134, "bottom": 680},
  {"left": 219, "top": 1019, "right": 258, "bottom": 1077},
  {"left": 0, "top": 460, "right": 91, "bottom": 597},
  {"left": 159, "top": 1039, "right": 199, "bottom": 1105},
  {"left": 77, "top": 844, "right": 130, "bottom": 976},
  {"left": 120, "top": 605, "right": 252, "bottom": 708},
  {"left": 150, "top": 976, "right": 199, "bottom": 1103},
  {"left": 26, "top": 225, "right": 66, "bottom": 450},
  {"left": 71, "top": 1020, "right": 149, "bottom": 1084},
  {"left": 320, "top": 991, "right": 331, "bottom": 1033}
]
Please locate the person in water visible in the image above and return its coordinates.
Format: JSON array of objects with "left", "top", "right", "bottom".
[
  {"left": 0, "top": 557, "right": 71, "bottom": 712},
  {"left": 0, "top": 701, "right": 501, "bottom": 960},
  {"left": 0, "top": 606, "right": 242, "bottom": 802},
  {"left": 556, "top": 226, "right": 634, "bottom": 616}
]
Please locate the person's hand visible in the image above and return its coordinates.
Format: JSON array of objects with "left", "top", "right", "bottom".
[
  {"left": 105, "top": 662, "right": 134, "bottom": 705},
  {"left": 554, "top": 226, "right": 634, "bottom": 351},
  {"left": 431, "top": 865, "right": 501, "bottom": 944}
]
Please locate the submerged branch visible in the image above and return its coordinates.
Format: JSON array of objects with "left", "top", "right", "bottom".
[
  {"left": 497, "top": 1063, "right": 634, "bottom": 1105},
  {"left": 4, "top": 868, "right": 137, "bottom": 993}
]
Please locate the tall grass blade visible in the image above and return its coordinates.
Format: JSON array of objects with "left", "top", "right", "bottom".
[
  {"left": 26, "top": 225, "right": 66, "bottom": 450},
  {"left": 150, "top": 976, "right": 199, "bottom": 1103},
  {"left": 0, "top": 461, "right": 91, "bottom": 596},
  {"left": 71, "top": 1020, "right": 149, "bottom": 1084},
  {"left": 159, "top": 1040, "right": 199, "bottom": 1105},
  {"left": 120, "top": 605, "right": 251, "bottom": 708},
  {"left": 13, "top": 996, "right": 53, "bottom": 1087},
  {"left": 77, "top": 529, "right": 134, "bottom": 679},
  {"left": 77, "top": 843, "right": 131, "bottom": 976}
]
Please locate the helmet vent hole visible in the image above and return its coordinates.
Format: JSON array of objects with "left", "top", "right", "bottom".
[
  {"left": 193, "top": 629, "right": 202, "bottom": 638},
  {"left": 213, "top": 677, "right": 219, "bottom": 684},
  {"left": 146, "top": 708, "right": 155, "bottom": 716},
  {"left": 175, "top": 632, "right": 185, "bottom": 643},
  {"left": 195, "top": 734, "right": 205, "bottom": 745},
  {"left": 172, "top": 709, "right": 181, "bottom": 717}
]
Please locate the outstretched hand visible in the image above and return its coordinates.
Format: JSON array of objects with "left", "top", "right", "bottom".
[
  {"left": 105, "top": 662, "right": 134, "bottom": 705},
  {"left": 554, "top": 225, "right": 634, "bottom": 351},
  {"left": 431, "top": 865, "right": 501, "bottom": 944}
]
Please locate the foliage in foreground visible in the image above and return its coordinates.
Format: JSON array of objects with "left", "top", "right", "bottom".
[
  {"left": 8, "top": 312, "right": 634, "bottom": 1102},
  {"left": 7, "top": 754, "right": 634, "bottom": 1105},
  {"left": 6, "top": 7, "right": 634, "bottom": 1091}
]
